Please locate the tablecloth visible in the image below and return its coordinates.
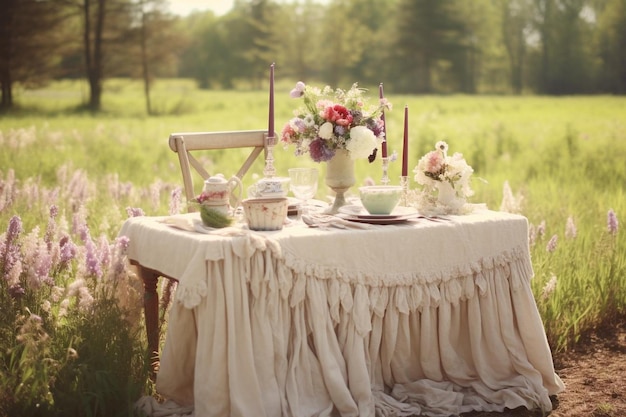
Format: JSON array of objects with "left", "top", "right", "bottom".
[{"left": 123, "top": 209, "right": 564, "bottom": 417}]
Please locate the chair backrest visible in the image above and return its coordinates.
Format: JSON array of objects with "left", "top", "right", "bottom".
[{"left": 168, "top": 130, "right": 271, "bottom": 204}]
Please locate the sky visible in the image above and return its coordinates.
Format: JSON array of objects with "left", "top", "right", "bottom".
[{"left": 168, "top": 0, "right": 234, "bottom": 17}]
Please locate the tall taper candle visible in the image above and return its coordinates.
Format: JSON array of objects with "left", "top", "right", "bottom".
[
  {"left": 268, "top": 63, "right": 275, "bottom": 137},
  {"left": 402, "top": 105, "right": 408, "bottom": 176},
  {"left": 379, "top": 83, "right": 387, "bottom": 158}
]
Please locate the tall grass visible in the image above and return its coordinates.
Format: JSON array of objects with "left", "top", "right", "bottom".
[{"left": 1, "top": 80, "right": 625, "bottom": 414}]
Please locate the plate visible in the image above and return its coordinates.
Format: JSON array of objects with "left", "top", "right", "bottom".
[
  {"left": 337, "top": 205, "right": 418, "bottom": 225},
  {"left": 338, "top": 205, "right": 417, "bottom": 219}
]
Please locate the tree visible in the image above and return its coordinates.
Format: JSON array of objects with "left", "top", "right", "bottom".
[
  {"left": 502, "top": 0, "right": 533, "bottom": 94},
  {"left": 132, "top": 0, "right": 184, "bottom": 114},
  {"left": 595, "top": 0, "right": 626, "bottom": 93},
  {"left": 391, "top": 0, "right": 467, "bottom": 93},
  {"left": 0, "top": 0, "right": 67, "bottom": 110}
]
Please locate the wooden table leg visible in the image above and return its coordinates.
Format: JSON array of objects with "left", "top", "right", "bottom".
[{"left": 135, "top": 265, "right": 161, "bottom": 362}]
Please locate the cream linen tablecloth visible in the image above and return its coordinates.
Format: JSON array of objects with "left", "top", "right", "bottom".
[{"left": 123, "top": 209, "right": 564, "bottom": 417}]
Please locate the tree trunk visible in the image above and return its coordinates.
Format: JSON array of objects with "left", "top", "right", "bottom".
[
  {"left": 0, "top": 0, "right": 14, "bottom": 109},
  {"left": 84, "top": 0, "right": 106, "bottom": 112},
  {"left": 140, "top": 1, "right": 152, "bottom": 115}
]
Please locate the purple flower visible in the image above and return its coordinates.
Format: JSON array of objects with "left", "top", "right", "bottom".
[
  {"left": 8, "top": 284, "right": 25, "bottom": 299},
  {"left": 84, "top": 238, "right": 102, "bottom": 278},
  {"left": 309, "top": 139, "right": 335, "bottom": 162},
  {"left": 59, "top": 235, "right": 78, "bottom": 264},
  {"left": 6, "top": 215, "right": 22, "bottom": 243},
  {"left": 334, "top": 125, "right": 346, "bottom": 136},
  {"left": 546, "top": 234, "right": 558, "bottom": 253},
  {"left": 111, "top": 236, "right": 130, "bottom": 279},
  {"left": 126, "top": 207, "right": 145, "bottom": 218},
  {"left": 367, "top": 119, "right": 383, "bottom": 137},
  {"left": 537, "top": 220, "right": 546, "bottom": 239},
  {"left": 73, "top": 209, "right": 89, "bottom": 242},
  {"left": 607, "top": 209, "right": 619, "bottom": 235},
  {"left": 2, "top": 216, "right": 23, "bottom": 284},
  {"left": 565, "top": 216, "right": 577, "bottom": 239},
  {"left": 169, "top": 187, "right": 183, "bottom": 215}
]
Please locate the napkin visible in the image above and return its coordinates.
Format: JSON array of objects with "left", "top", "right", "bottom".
[{"left": 301, "top": 214, "right": 372, "bottom": 230}]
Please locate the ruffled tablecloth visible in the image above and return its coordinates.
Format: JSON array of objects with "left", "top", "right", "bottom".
[{"left": 122, "top": 209, "right": 564, "bottom": 417}]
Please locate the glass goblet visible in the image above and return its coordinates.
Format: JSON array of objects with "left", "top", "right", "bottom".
[{"left": 288, "top": 167, "right": 319, "bottom": 219}]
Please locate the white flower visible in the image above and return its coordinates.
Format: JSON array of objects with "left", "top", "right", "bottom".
[
  {"left": 318, "top": 122, "right": 334, "bottom": 140},
  {"left": 346, "top": 125, "right": 378, "bottom": 160}
]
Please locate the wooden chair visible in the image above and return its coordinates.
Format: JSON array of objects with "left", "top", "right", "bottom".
[
  {"left": 138, "top": 129, "right": 272, "bottom": 365},
  {"left": 168, "top": 129, "right": 272, "bottom": 204}
]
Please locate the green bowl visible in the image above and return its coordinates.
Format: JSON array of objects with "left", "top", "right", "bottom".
[{"left": 359, "top": 185, "right": 402, "bottom": 215}]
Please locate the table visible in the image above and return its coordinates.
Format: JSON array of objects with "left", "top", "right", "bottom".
[{"left": 122, "top": 208, "right": 564, "bottom": 417}]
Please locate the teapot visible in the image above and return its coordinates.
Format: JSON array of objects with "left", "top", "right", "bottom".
[{"left": 201, "top": 174, "right": 243, "bottom": 215}]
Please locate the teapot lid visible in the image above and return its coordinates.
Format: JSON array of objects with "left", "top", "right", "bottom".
[{"left": 205, "top": 173, "right": 227, "bottom": 184}]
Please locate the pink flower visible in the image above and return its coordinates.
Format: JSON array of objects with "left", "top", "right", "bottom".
[
  {"left": 323, "top": 105, "right": 353, "bottom": 127},
  {"left": 425, "top": 150, "right": 444, "bottom": 174}
]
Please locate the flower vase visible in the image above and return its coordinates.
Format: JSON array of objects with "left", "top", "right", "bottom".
[
  {"left": 436, "top": 181, "right": 465, "bottom": 213},
  {"left": 325, "top": 149, "right": 355, "bottom": 214}
]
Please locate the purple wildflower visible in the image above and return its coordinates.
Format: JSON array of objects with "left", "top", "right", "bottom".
[
  {"left": 8, "top": 284, "right": 25, "bottom": 299},
  {"left": 59, "top": 234, "right": 78, "bottom": 265},
  {"left": 34, "top": 246, "right": 53, "bottom": 287},
  {"left": 546, "top": 234, "right": 558, "bottom": 253},
  {"left": 84, "top": 237, "right": 102, "bottom": 279},
  {"left": 2, "top": 216, "right": 23, "bottom": 285},
  {"left": 111, "top": 236, "right": 130, "bottom": 280},
  {"left": 6, "top": 215, "right": 22, "bottom": 243},
  {"left": 309, "top": 139, "right": 335, "bottom": 162},
  {"left": 607, "top": 209, "right": 619, "bottom": 235},
  {"left": 126, "top": 207, "right": 145, "bottom": 218},
  {"left": 98, "top": 236, "right": 111, "bottom": 270},
  {"left": 44, "top": 205, "right": 58, "bottom": 248},
  {"left": 537, "top": 220, "right": 546, "bottom": 239},
  {"left": 565, "top": 216, "right": 577, "bottom": 240},
  {"left": 73, "top": 208, "right": 89, "bottom": 242},
  {"left": 169, "top": 187, "right": 183, "bottom": 215}
]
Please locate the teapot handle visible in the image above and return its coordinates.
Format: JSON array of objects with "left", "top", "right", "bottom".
[{"left": 228, "top": 176, "right": 243, "bottom": 209}]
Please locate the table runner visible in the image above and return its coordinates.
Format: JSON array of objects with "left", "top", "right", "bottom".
[{"left": 124, "top": 209, "right": 564, "bottom": 417}]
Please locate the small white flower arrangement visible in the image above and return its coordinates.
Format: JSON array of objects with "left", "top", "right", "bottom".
[{"left": 412, "top": 141, "right": 474, "bottom": 214}]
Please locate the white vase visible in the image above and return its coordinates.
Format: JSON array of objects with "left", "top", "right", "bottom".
[
  {"left": 325, "top": 149, "right": 355, "bottom": 214},
  {"left": 436, "top": 181, "right": 465, "bottom": 213}
]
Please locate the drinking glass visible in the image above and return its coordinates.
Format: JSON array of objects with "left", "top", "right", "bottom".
[{"left": 288, "top": 167, "right": 319, "bottom": 218}]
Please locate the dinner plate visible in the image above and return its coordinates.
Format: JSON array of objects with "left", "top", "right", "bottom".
[
  {"left": 338, "top": 205, "right": 417, "bottom": 219},
  {"left": 337, "top": 205, "right": 419, "bottom": 224}
]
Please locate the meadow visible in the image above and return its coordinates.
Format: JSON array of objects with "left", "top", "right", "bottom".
[{"left": 1, "top": 79, "right": 625, "bottom": 416}]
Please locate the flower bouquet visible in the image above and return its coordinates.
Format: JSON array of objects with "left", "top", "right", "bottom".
[
  {"left": 412, "top": 141, "right": 474, "bottom": 215},
  {"left": 281, "top": 81, "right": 392, "bottom": 213},
  {"left": 281, "top": 82, "right": 391, "bottom": 162}
]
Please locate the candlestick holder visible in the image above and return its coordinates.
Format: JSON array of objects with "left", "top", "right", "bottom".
[
  {"left": 400, "top": 175, "right": 409, "bottom": 206},
  {"left": 263, "top": 134, "right": 277, "bottom": 178},
  {"left": 381, "top": 157, "right": 390, "bottom": 185}
]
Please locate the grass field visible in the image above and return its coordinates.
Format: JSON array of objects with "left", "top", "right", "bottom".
[{"left": 1, "top": 79, "right": 625, "bottom": 416}]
